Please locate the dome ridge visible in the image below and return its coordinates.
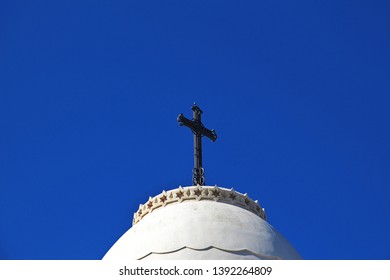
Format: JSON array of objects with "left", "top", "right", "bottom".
[{"left": 133, "top": 185, "right": 266, "bottom": 225}]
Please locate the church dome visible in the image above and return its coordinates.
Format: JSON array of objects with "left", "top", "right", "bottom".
[{"left": 103, "top": 186, "right": 302, "bottom": 260}]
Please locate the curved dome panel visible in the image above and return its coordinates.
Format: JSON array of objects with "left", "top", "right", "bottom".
[{"left": 103, "top": 186, "right": 301, "bottom": 260}]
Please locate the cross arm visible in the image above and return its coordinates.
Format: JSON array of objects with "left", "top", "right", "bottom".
[
  {"left": 177, "top": 113, "right": 217, "bottom": 142},
  {"left": 177, "top": 114, "right": 197, "bottom": 130},
  {"left": 201, "top": 127, "right": 217, "bottom": 142}
]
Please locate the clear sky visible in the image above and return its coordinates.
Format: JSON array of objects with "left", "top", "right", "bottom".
[{"left": 1, "top": 0, "right": 389, "bottom": 260}]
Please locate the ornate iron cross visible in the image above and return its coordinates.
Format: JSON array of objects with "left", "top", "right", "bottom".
[{"left": 177, "top": 103, "right": 217, "bottom": 186}]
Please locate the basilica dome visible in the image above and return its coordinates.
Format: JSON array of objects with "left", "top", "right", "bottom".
[{"left": 103, "top": 185, "right": 301, "bottom": 260}]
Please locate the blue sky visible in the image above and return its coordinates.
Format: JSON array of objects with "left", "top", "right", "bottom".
[{"left": 1, "top": 0, "right": 389, "bottom": 260}]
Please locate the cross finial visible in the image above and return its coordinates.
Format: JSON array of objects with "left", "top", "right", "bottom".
[{"left": 177, "top": 104, "right": 217, "bottom": 185}]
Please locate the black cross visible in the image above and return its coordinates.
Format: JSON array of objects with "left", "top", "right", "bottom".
[{"left": 177, "top": 103, "right": 217, "bottom": 186}]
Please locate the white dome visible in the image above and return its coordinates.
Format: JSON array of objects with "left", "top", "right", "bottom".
[{"left": 103, "top": 186, "right": 302, "bottom": 260}]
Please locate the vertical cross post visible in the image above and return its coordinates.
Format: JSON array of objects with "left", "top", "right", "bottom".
[{"left": 177, "top": 104, "right": 217, "bottom": 185}]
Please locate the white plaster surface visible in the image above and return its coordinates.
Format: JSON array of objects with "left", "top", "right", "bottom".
[{"left": 103, "top": 187, "right": 302, "bottom": 260}]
